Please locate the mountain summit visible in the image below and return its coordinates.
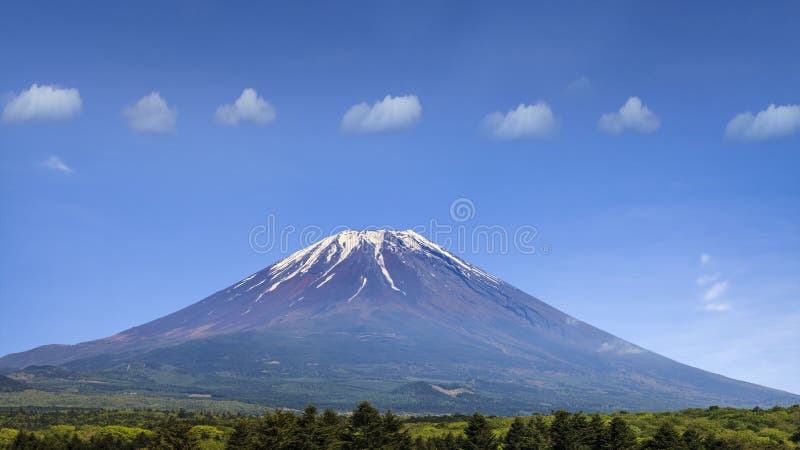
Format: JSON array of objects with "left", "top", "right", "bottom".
[{"left": 1, "top": 229, "right": 797, "bottom": 413}]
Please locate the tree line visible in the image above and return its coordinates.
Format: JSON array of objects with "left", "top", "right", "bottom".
[{"left": 1, "top": 402, "right": 798, "bottom": 449}]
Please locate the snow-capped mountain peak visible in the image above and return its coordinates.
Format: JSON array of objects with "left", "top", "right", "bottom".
[
  {"left": 4, "top": 229, "right": 797, "bottom": 413},
  {"left": 244, "top": 229, "right": 499, "bottom": 303}
]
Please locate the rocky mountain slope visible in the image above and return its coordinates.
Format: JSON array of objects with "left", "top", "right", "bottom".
[{"left": 2, "top": 230, "right": 797, "bottom": 413}]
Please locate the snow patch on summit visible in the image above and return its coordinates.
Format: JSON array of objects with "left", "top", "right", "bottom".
[
  {"left": 236, "top": 229, "right": 502, "bottom": 303},
  {"left": 232, "top": 273, "right": 257, "bottom": 289},
  {"left": 371, "top": 231, "right": 404, "bottom": 293},
  {"left": 316, "top": 273, "right": 336, "bottom": 288},
  {"left": 347, "top": 277, "right": 367, "bottom": 302}
]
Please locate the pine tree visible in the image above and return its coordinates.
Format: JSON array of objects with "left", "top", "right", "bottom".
[
  {"left": 681, "top": 429, "right": 703, "bottom": 450},
  {"left": 464, "top": 412, "right": 498, "bottom": 450},
  {"left": 588, "top": 414, "right": 609, "bottom": 450},
  {"left": 531, "top": 414, "right": 551, "bottom": 449},
  {"left": 300, "top": 404, "right": 317, "bottom": 429},
  {"left": 382, "top": 410, "right": 413, "bottom": 449},
  {"left": 551, "top": 410, "right": 576, "bottom": 450},
  {"left": 296, "top": 404, "right": 318, "bottom": 449},
  {"left": 317, "top": 408, "right": 344, "bottom": 449},
  {"left": 570, "top": 412, "right": 592, "bottom": 448},
  {"left": 607, "top": 417, "right": 636, "bottom": 450},
  {"left": 67, "top": 433, "right": 88, "bottom": 450},
  {"left": 504, "top": 417, "right": 530, "bottom": 450},
  {"left": 441, "top": 432, "right": 463, "bottom": 450},
  {"left": 11, "top": 431, "right": 42, "bottom": 450},
  {"left": 647, "top": 423, "right": 681, "bottom": 450},
  {"left": 225, "top": 420, "right": 251, "bottom": 450},
  {"left": 341, "top": 401, "right": 386, "bottom": 450},
  {"left": 789, "top": 427, "right": 800, "bottom": 444},
  {"left": 257, "top": 409, "right": 305, "bottom": 450},
  {"left": 149, "top": 419, "right": 193, "bottom": 450}
]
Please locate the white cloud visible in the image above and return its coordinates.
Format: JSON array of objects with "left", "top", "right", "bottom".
[
  {"left": 696, "top": 272, "right": 721, "bottom": 286},
  {"left": 566, "top": 76, "right": 591, "bottom": 93},
  {"left": 700, "top": 253, "right": 712, "bottom": 265},
  {"left": 703, "top": 303, "right": 731, "bottom": 312},
  {"left": 483, "top": 102, "right": 559, "bottom": 140},
  {"left": 724, "top": 104, "right": 800, "bottom": 142},
  {"left": 40, "top": 156, "right": 74, "bottom": 174},
  {"left": 598, "top": 96, "right": 660, "bottom": 134},
  {"left": 695, "top": 255, "right": 732, "bottom": 312},
  {"left": 2, "top": 84, "right": 81, "bottom": 123},
  {"left": 215, "top": 88, "right": 276, "bottom": 126},
  {"left": 598, "top": 340, "right": 644, "bottom": 355},
  {"left": 565, "top": 317, "right": 580, "bottom": 325},
  {"left": 123, "top": 92, "right": 177, "bottom": 134},
  {"left": 341, "top": 94, "right": 421, "bottom": 134},
  {"left": 704, "top": 280, "right": 729, "bottom": 301}
]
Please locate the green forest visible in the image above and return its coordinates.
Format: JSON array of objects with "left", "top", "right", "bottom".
[{"left": 0, "top": 403, "right": 798, "bottom": 449}]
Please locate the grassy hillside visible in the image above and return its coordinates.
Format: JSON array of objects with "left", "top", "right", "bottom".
[
  {"left": 7, "top": 338, "right": 799, "bottom": 416},
  {"left": 0, "top": 390, "right": 268, "bottom": 415}
]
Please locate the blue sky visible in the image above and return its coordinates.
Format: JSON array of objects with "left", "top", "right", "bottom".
[{"left": 1, "top": 1, "right": 798, "bottom": 393}]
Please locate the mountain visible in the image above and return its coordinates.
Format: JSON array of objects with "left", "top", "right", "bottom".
[{"left": 1, "top": 229, "right": 797, "bottom": 414}]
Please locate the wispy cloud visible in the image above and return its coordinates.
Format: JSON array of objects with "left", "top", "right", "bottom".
[
  {"left": 695, "top": 253, "right": 731, "bottom": 312},
  {"left": 598, "top": 96, "right": 660, "bottom": 134},
  {"left": 696, "top": 272, "right": 721, "bottom": 286},
  {"left": 703, "top": 303, "right": 731, "bottom": 312},
  {"left": 215, "top": 88, "right": 276, "bottom": 126},
  {"left": 566, "top": 76, "right": 592, "bottom": 93},
  {"left": 123, "top": 92, "right": 177, "bottom": 134},
  {"left": 482, "top": 102, "right": 559, "bottom": 140},
  {"left": 700, "top": 253, "right": 712, "bottom": 265},
  {"left": 724, "top": 104, "right": 800, "bottom": 142},
  {"left": 2, "top": 84, "right": 81, "bottom": 123},
  {"left": 341, "top": 94, "right": 421, "bottom": 134},
  {"left": 598, "top": 340, "right": 644, "bottom": 355},
  {"left": 40, "top": 156, "right": 74, "bottom": 174},
  {"left": 704, "top": 280, "right": 729, "bottom": 301}
]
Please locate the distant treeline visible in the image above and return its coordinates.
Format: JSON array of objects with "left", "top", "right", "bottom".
[{"left": 0, "top": 402, "right": 798, "bottom": 449}]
